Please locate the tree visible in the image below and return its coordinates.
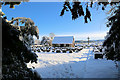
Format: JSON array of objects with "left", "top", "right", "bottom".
[
  {"left": 49, "top": 33, "right": 55, "bottom": 40},
  {"left": 103, "top": 6, "right": 120, "bottom": 61},
  {"left": 34, "top": 39, "right": 41, "bottom": 45},
  {"left": 2, "top": 18, "right": 41, "bottom": 79},
  {"left": 60, "top": 0, "right": 120, "bottom": 61},
  {"left": 1, "top": 1, "right": 41, "bottom": 79},
  {"left": 8, "top": 17, "right": 39, "bottom": 48},
  {"left": 0, "top": 0, "right": 29, "bottom": 8},
  {"left": 60, "top": 0, "right": 119, "bottom": 23},
  {"left": 40, "top": 36, "right": 52, "bottom": 46}
]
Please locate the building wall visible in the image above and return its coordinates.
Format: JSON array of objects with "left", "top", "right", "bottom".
[
  {"left": 52, "top": 43, "right": 74, "bottom": 47},
  {"left": 52, "top": 37, "right": 75, "bottom": 47}
]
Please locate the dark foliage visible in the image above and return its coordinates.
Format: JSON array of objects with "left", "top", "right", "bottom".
[
  {"left": 103, "top": 6, "right": 120, "bottom": 61},
  {"left": 2, "top": 18, "right": 41, "bottom": 80},
  {"left": 60, "top": 2, "right": 86, "bottom": 21},
  {"left": 60, "top": 1, "right": 91, "bottom": 23},
  {"left": 2, "top": 0, "right": 29, "bottom": 8},
  {"left": 60, "top": 0, "right": 119, "bottom": 23}
]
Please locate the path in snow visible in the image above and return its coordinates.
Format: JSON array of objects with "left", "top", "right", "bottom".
[
  {"left": 27, "top": 47, "right": 118, "bottom": 78},
  {"left": 84, "top": 48, "right": 118, "bottom": 78}
]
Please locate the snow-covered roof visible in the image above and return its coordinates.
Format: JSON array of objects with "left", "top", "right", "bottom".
[{"left": 52, "top": 36, "right": 74, "bottom": 44}]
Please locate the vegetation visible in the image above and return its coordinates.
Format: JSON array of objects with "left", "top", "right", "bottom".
[
  {"left": 60, "top": 0, "right": 120, "bottom": 61},
  {"left": 1, "top": 1, "right": 41, "bottom": 79},
  {"left": 40, "top": 36, "right": 52, "bottom": 46},
  {"left": 2, "top": 18, "right": 41, "bottom": 79},
  {"left": 8, "top": 17, "right": 39, "bottom": 48},
  {"left": 103, "top": 6, "right": 120, "bottom": 61}
]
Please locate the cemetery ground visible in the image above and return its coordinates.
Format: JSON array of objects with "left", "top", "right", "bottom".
[{"left": 27, "top": 46, "right": 118, "bottom": 78}]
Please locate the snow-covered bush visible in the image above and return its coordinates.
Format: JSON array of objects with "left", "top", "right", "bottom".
[
  {"left": 52, "top": 50, "right": 55, "bottom": 52},
  {"left": 71, "top": 48, "right": 76, "bottom": 52},
  {"left": 46, "top": 49, "right": 50, "bottom": 52},
  {"left": 37, "top": 49, "right": 41, "bottom": 52},
  {"left": 69, "top": 50, "right": 73, "bottom": 53},
  {"left": 75, "top": 49, "right": 79, "bottom": 53},
  {"left": 56, "top": 49, "right": 61, "bottom": 53},
  {"left": 62, "top": 49, "right": 67, "bottom": 53}
]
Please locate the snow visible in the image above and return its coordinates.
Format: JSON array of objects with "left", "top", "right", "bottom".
[
  {"left": 52, "top": 36, "right": 74, "bottom": 44},
  {"left": 27, "top": 47, "right": 118, "bottom": 78}
]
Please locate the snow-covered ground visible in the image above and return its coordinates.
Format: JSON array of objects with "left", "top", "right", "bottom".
[{"left": 27, "top": 47, "right": 118, "bottom": 78}]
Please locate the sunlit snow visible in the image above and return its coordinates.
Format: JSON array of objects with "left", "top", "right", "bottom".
[{"left": 27, "top": 47, "right": 118, "bottom": 78}]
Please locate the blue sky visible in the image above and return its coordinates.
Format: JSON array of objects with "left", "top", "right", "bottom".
[{"left": 2, "top": 2, "right": 110, "bottom": 40}]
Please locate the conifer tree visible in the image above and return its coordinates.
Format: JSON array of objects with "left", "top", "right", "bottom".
[
  {"left": 1, "top": 1, "right": 41, "bottom": 79},
  {"left": 103, "top": 6, "right": 120, "bottom": 61}
]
